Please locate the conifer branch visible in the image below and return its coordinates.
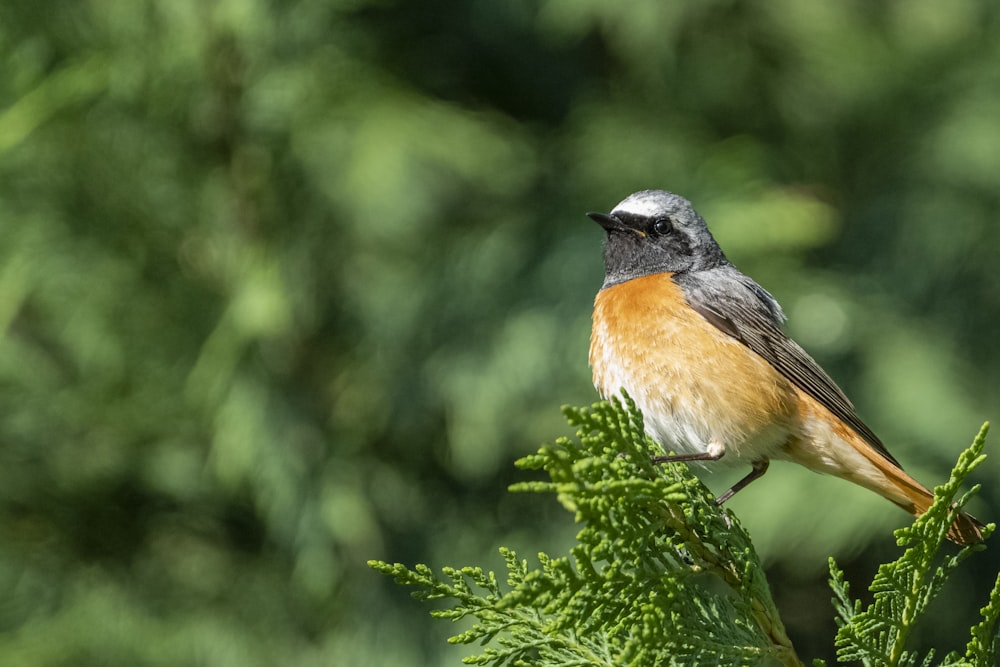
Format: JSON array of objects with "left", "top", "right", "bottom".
[
  {"left": 373, "top": 396, "right": 803, "bottom": 666},
  {"left": 828, "top": 423, "right": 995, "bottom": 667},
  {"left": 371, "top": 405, "right": 996, "bottom": 666}
]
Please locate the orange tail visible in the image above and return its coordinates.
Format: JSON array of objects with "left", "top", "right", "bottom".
[
  {"left": 879, "top": 470, "right": 985, "bottom": 546},
  {"left": 789, "top": 393, "right": 985, "bottom": 545},
  {"left": 841, "top": 439, "right": 985, "bottom": 546}
]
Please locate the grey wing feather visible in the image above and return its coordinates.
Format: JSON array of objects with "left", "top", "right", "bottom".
[{"left": 675, "top": 269, "right": 901, "bottom": 468}]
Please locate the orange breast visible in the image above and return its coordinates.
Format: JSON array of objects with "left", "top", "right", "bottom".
[{"left": 590, "top": 273, "right": 799, "bottom": 462}]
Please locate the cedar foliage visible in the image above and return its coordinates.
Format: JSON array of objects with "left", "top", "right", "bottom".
[{"left": 372, "top": 401, "right": 997, "bottom": 666}]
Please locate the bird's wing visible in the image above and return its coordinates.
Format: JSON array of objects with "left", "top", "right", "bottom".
[{"left": 674, "top": 269, "right": 901, "bottom": 468}]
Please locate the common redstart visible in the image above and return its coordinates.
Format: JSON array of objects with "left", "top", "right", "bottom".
[{"left": 587, "top": 189, "right": 984, "bottom": 545}]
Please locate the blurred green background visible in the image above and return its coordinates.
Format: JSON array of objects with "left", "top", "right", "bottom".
[{"left": 1, "top": 1, "right": 999, "bottom": 664}]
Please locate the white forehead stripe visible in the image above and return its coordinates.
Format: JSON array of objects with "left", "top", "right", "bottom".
[{"left": 611, "top": 190, "right": 684, "bottom": 218}]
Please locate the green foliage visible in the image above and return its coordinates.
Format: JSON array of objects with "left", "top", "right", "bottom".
[
  {"left": 3, "top": 1, "right": 1000, "bottom": 664},
  {"left": 373, "top": 403, "right": 998, "bottom": 667},
  {"left": 827, "top": 424, "right": 997, "bottom": 667},
  {"left": 966, "top": 570, "right": 1000, "bottom": 665},
  {"left": 373, "top": 398, "right": 802, "bottom": 666}
]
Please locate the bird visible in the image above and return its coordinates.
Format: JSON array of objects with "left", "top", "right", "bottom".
[{"left": 586, "top": 189, "right": 984, "bottom": 545}]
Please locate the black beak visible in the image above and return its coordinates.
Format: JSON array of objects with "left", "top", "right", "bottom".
[{"left": 587, "top": 211, "right": 626, "bottom": 233}]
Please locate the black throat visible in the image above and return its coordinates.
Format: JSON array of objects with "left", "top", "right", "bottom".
[{"left": 601, "top": 230, "right": 729, "bottom": 288}]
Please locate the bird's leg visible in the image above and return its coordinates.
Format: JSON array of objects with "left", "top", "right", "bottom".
[
  {"left": 650, "top": 451, "right": 723, "bottom": 464},
  {"left": 714, "top": 459, "right": 769, "bottom": 505},
  {"left": 650, "top": 448, "right": 770, "bottom": 505},
  {"left": 651, "top": 440, "right": 726, "bottom": 465}
]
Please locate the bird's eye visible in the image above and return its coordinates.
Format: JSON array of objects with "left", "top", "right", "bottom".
[{"left": 652, "top": 218, "right": 671, "bottom": 235}]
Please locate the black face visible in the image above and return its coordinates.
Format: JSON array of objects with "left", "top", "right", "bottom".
[{"left": 588, "top": 190, "right": 728, "bottom": 287}]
